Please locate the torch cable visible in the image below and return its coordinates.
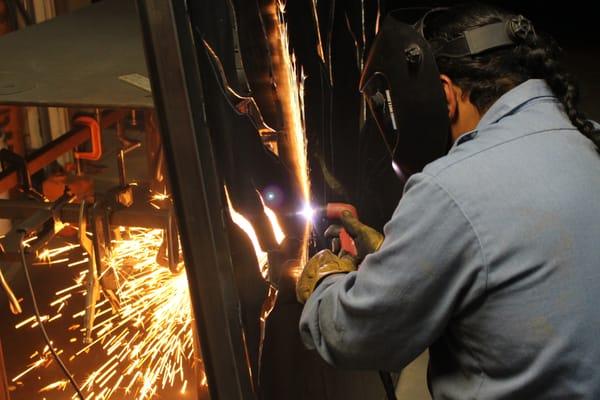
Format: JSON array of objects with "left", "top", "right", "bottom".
[
  {"left": 379, "top": 370, "right": 397, "bottom": 400},
  {"left": 18, "top": 232, "right": 86, "bottom": 400}
]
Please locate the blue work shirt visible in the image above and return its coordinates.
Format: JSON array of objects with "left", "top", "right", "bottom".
[{"left": 299, "top": 79, "right": 600, "bottom": 399}]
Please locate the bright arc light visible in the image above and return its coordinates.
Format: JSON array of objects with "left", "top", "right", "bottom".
[{"left": 298, "top": 203, "right": 315, "bottom": 221}]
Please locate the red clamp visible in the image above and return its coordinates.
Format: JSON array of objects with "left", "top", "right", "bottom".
[{"left": 74, "top": 116, "right": 102, "bottom": 161}]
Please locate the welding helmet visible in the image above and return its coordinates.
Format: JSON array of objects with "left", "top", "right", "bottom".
[
  {"left": 360, "top": 9, "right": 450, "bottom": 178},
  {"left": 360, "top": 7, "right": 535, "bottom": 177}
]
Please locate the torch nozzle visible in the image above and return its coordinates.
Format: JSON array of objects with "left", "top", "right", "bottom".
[
  {"left": 297, "top": 203, "right": 320, "bottom": 222},
  {"left": 297, "top": 202, "right": 359, "bottom": 222}
]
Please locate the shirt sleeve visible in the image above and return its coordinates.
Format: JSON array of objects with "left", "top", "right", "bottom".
[{"left": 299, "top": 173, "right": 487, "bottom": 371}]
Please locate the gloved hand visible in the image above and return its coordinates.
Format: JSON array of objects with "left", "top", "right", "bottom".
[
  {"left": 325, "top": 211, "right": 384, "bottom": 260},
  {"left": 296, "top": 249, "right": 357, "bottom": 304}
]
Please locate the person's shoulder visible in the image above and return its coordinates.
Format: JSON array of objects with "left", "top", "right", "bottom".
[
  {"left": 422, "top": 128, "right": 496, "bottom": 178},
  {"left": 424, "top": 104, "right": 580, "bottom": 179}
]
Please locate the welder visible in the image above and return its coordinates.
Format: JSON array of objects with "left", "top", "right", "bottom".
[{"left": 296, "top": 3, "right": 600, "bottom": 398}]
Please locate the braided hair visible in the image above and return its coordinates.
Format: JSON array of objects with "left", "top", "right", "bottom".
[{"left": 423, "top": 3, "right": 600, "bottom": 148}]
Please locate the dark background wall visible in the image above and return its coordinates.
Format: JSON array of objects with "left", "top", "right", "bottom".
[
  {"left": 385, "top": 0, "right": 600, "bottom": 120},
  {"left": 289, "top": 0, "right": 600, "bottom": 238}
]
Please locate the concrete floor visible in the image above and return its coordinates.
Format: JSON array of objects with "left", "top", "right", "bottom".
[{"left": 396, "top": 352, "right": 432, "bottom": 399}]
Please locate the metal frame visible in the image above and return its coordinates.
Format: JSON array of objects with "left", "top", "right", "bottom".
[{"left": 136, "top": 1, "right": 256, "bottom": 399}]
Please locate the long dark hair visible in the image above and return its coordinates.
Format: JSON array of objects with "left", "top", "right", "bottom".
[{"left": 423, "top": 3, "right": 600, "bottom": 148}]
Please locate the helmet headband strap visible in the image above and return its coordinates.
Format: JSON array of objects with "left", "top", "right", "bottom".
[{"left": 415, "top": 8, "right": 536, "bottom": 57}]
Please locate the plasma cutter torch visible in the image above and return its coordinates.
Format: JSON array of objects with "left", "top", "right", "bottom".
[{"left": 323, "top": 202, "right": 397, "bottom": 400}]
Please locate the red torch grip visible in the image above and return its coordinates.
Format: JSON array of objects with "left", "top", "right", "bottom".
[
  {"left": 326, "top": 203, "right": 358, "bottom": 219},
  {"left": 338, "top": 229, "right": 357, "bottom": 257},
  {"left": 326, "top": 203, "right": 358, "bottom": 257}
]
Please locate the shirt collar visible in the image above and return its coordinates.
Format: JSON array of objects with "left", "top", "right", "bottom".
[
  {"left": 477, "top": 79, "right": 555, "bottom": 129},
  {"left": 450, "top": 79, "right": 556, "bottom": 150}
]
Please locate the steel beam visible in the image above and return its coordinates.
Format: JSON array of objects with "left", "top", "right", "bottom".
[{"left": 136, "top": 1, "right": 256, "bottom": 399}]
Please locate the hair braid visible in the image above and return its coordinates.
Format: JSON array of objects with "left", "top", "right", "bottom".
[
  {"left": 425, "top": 3, "right": 600, "bottom": 149},
  {"left": 520, "top": 35, "right": 600, "bottom": 147}
]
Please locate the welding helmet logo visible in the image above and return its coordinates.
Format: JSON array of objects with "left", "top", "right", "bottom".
[{"left": 360, "top": 9, "right": 451, "bottom": 178}]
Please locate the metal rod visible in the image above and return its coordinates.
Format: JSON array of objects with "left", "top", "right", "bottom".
[
  {"left": 74, "top": 149, "right": 83, "bottom": 175},
  {"left": 0, "top": 109, "right": 126, "bottom": 193},
  {"left": 0, "top": 199, "right": 171, "bottom": 229},
  {"left": 117, "top": 149, "right": 126, "bottom": 186}
]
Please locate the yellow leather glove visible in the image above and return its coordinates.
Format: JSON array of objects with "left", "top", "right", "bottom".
[{"left": 296, "top": 249, "right": 357, "bottom": 304}]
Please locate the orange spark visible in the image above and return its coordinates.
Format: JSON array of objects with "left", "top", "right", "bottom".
[
  {"left": 266, "top": 0, "right": 312, "bottom": 268},
  {"left": 14, "top": 229, "right": 196, "bottom": 400},
  {"left": 39, "top": 380, "right": 68, "bottom": 393}
]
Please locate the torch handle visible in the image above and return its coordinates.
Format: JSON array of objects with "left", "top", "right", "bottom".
[
  {"left": 326, "top": 203, "right": 358, "bottom": 257},
  {"left": 339, "top": 228, "right": 358, "bottom": 257}
]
